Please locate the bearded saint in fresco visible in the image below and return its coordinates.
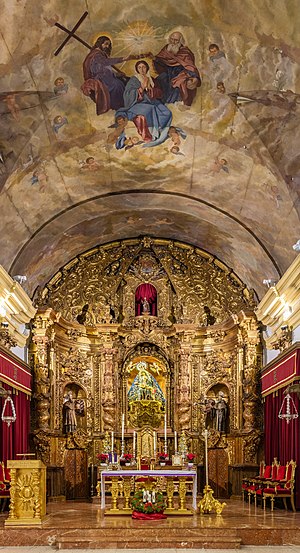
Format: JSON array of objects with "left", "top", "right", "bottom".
[
  {"left": 82, "top": 35, "right": 145, "bottom": 115},
  {"left": 154, "top": 31, "right": 201, "bottom": 106}
]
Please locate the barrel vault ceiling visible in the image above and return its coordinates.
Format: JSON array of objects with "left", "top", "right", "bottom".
[{"left": 0, "top": 0, "right": 300, "bottom": 299}]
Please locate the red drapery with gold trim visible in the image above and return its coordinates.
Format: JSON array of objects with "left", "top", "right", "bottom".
[
  {"left": 0, "top": 350, "right": 31, "bottom": 462},
  {"left": 135, "top": 283, "right": 157, "bottom": 316},
  {"left": 262, "top": 346, "right": 300, "bottom": 508}
]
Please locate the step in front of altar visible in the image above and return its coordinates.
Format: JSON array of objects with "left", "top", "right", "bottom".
[{"left": 56, "top": 527, "right": 242, "bottom": 549}]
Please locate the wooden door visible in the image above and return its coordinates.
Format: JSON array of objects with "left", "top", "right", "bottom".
[
  {"left": 64, "top": 449, "right": 88, "bottom": 500},
  {"left": 208, "top": 448, "right": 229, "bottom": 498}
]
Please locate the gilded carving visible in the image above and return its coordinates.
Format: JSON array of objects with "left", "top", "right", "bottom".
[
  {"left": 66, "top": 429, "right": 91, "bottom": 450},
  {"left": 32, "top": 430, "right": 51, "bottom": 465},
  {"left": 242, "top": 430, "right": 262, "bottom": 463},
  {"left": 31, "top": 237, "right": 262, "bottom": 497}
]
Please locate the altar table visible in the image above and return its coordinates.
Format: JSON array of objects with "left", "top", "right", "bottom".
[{"left": 100, "top": 469, "right": 197, "bottom": 514}]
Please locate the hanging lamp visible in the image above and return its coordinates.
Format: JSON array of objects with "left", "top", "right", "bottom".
[
  {"left": 278, "top": 393, "right": 298, "bottom": 424},
  {"left": 1, "top": 394, "right": 17, "bottom": 427}
]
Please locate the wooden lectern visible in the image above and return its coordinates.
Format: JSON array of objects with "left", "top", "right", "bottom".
[{"left": 5, "top": 459, "right": 46, "bottom": 526}]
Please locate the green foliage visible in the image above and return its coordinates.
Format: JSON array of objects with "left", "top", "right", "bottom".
[{"left": 131, "top": 489, "right": 166, "bottom": 513}]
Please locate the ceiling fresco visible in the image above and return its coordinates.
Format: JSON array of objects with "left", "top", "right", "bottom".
[{"left": 0, "top": 0, "right": 300, "bottom": 299}]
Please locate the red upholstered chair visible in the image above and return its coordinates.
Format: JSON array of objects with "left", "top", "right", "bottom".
[
  {"left": 242, "top": 461, "right": 265, "bottom": 501},
  {"left": 136, "top": 458, "right": 152, "bottom": 487},
  {"left": 0, "top": 463, "right": 10, "bottom": 512},
  {"left": 254, "top": 460, "right": 281, "bottom": 507},
  {"left": 263, "top": 460, "right": 297, "bottom": 512},
  {"left": 248, "top": 459, "right": 279, "bottom": 506}
]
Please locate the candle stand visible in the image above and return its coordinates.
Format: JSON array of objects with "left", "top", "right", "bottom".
[{"left": 198, "top": 430, "right": 226, "bottom": 515}]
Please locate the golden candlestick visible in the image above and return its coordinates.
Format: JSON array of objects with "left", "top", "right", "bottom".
[{"left": 198, "top": 430, "right": 226, "bottom": 515}]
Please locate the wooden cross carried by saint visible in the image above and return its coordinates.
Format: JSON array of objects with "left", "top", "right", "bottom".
[
  {"left": 53, "top": 11, "right": 91, "bottom": 56},
  {"left": 52, "top": 11, "right": 124, "bottom": 75}
]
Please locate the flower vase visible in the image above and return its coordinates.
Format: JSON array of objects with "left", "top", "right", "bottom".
[
  {"left": 187, "top": 462, "right": 193, "bottom": 469},
  {"left": 160, "top": 462, "right": 166, "bottom": 466},
  {"left": 125, "top": 462, "right": 131, "bottom": 466},
  {"left": 100, "top": 463, "right": 107, "bottom": 467}
]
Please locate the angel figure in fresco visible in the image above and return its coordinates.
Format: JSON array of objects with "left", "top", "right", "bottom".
[
  {"left": 115, "top": 60, "right": 172, "bottom": 148},
  {"left": 168, "top": 126, "right": 187, "bottom": 155},
  {"left": 53, "top": 77, "right": 69, "bottom": 96}
]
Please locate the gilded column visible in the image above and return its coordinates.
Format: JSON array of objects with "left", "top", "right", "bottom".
[
  {"left": 101, "top": 345, "right": 117, "bottom": 431},
  {"left": 30, "top": 310, "right": 55, "bottom": 431},
  {"left": 177, "top": 342, "right": 192, "bottom": 431}
]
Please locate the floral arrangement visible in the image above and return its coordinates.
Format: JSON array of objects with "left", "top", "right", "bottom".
[
  {"left": 158, "top": 452, "right": 168, "bottom": 461},
  {"left": 131, "top": 489, "right": 166, "bottom": 514},
  {"left": 123, "top": 453, "right": 133, "bottom": 461},
  {"left": 97, "top": 453, "right": 108, "bottom": 463},
  {"left": 187, "top": 453, "right": 196, "bottom": 462}
]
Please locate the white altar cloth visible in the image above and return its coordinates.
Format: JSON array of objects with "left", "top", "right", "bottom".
[{"left": 100, "top": 469, "right": 197, "bottom": 510}]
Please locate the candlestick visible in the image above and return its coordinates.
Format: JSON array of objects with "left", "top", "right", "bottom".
[
  {"left": 153, "top": 431, "right": 156, "bottom": 456},
  {"left": 121, "top": 413, "right": 125, "bottom": 456},
  {"left": 133, "top": 430, "right": 136, "bottom": 458},
  {"left": 204, "top": 429, "right": 208, "bottom": 486},
  {"left": 174, "top": 430, "right": 177, "bottom": 454},
  {"left": 121, "top": 413, "right": 125, "bottom": 441},
  {"left": 111, "top": 431, "right": 114, "bottom": 454},
  {"left": 164, "top": 411, "right": 167, "bottom": 454},
  {"left": 90, "top": 464, "right": 94, "bottom": 497}
]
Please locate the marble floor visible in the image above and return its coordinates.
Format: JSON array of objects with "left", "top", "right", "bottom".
[
  {"left": 1, "top": 499, "right": 300, "bottom": 550},
  {"left": 0, "top": 545, "right": 300, "bottom": 553}
]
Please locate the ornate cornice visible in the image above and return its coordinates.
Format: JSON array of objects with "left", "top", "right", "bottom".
[
  {"left": 0, "top": 265, "right": 36, "bottom": 348},
  {"left": 255, "top": 254, "right": 300, "bottom": 349}
]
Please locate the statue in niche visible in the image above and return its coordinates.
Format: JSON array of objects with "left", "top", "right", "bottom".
[
  {"left": 135, "top": 283, "right": 157, "bottom": 316},
  {"left": 215, "top": 391, "right": 228, "bottom": 433},
  {"left": 63, "top": 391, "right": 77, "bottom": 433},
  {"left": 63, "top": 390, "right": 85, "bottom": 433},
  {"left": 202, "top": 305, "right": 216, "bottom": 326},
  {"left": 76, "top": 304, "right": 89, "bottom": 325},
  {"left": 204, "top": 398, "right": 216, "bottom": 429},
  {"left": 142, "top": 297, "right": 150, "bottom": 314}
]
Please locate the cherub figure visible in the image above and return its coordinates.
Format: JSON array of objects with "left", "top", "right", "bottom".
[
  {"left": 54, "top": 77, "right": 69, "bottom": 96},
  {"left": 168, "top": 126, "right": 187, "bottom": 155},
  {"left": 79, "top": 157, "right": 101, "bottom": 171},
  {"left": 4, "top": 94, "right": 20, "bottom": 120},
  {"left": 107, "top": 115, "right": 128, "bottom": 145},
  {"left": 31, "top": 166, "right": 48, "bottom": 191},
  {"left": 210, "top": 157, "right": 229, "bottom": 174},
  {"left": 52, "top": 115, "right": 68, "bottom": 134}
]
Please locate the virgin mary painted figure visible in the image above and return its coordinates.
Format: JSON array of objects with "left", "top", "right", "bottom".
[
  {"left": 128, "top": 366, "right": 165, "bottom": 404},
  {"left": 115, "top": 60, "right": 172, "bottom": 148}
]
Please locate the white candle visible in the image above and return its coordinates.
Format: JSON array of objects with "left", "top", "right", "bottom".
[
  {"left": 174, "top": 430, "right": 177, "bottom": 454},
  {"left": 133, "top": 431, "right": 136, "bottom": 458},
  {"left": 111, "top": 431, "right": 114, "bottom": 453},
  {"left": 204, "top": 429, "right": 208, "bottom": 486},
  {"left": 164, "top": 412, "right": 167, "bottom": 442},
  {"left": 121, "top": 413, "right": 125, "bottom": 442},
  {"left": 153, "top": 431, "right": 156, "bottom": 456}
]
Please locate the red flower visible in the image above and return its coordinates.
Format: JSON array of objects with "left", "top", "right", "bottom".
[
  {"left": 124, "top": 453, "right": 133, "bottom": 461},
  {"left": 158, "top": 453, "right": 168, "bottom": 459},
  {"left": 187, "top": 453, "right": 195, "bottom": 462},
  {"left": 97, "top": 453, "right": 108, "bottom": 462}
]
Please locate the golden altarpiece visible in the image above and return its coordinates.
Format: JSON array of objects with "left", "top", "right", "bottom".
[{"left": 29, "top": 237, "right": 262, "bottom": 500}]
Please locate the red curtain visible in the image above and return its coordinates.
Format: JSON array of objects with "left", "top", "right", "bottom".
[
  {"left": 264, "top": 389, "right": 300, "bottom": 507},
  {"left": 0, "top": 382, "right": 31, "bottom": 462},
  {"left": 135, "top": 283, "right": 157, "bottom": 316}
]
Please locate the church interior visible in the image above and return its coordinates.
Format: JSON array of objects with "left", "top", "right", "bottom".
[{"left": 1, "top": 0, "right": 300, "bottom": 550}]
